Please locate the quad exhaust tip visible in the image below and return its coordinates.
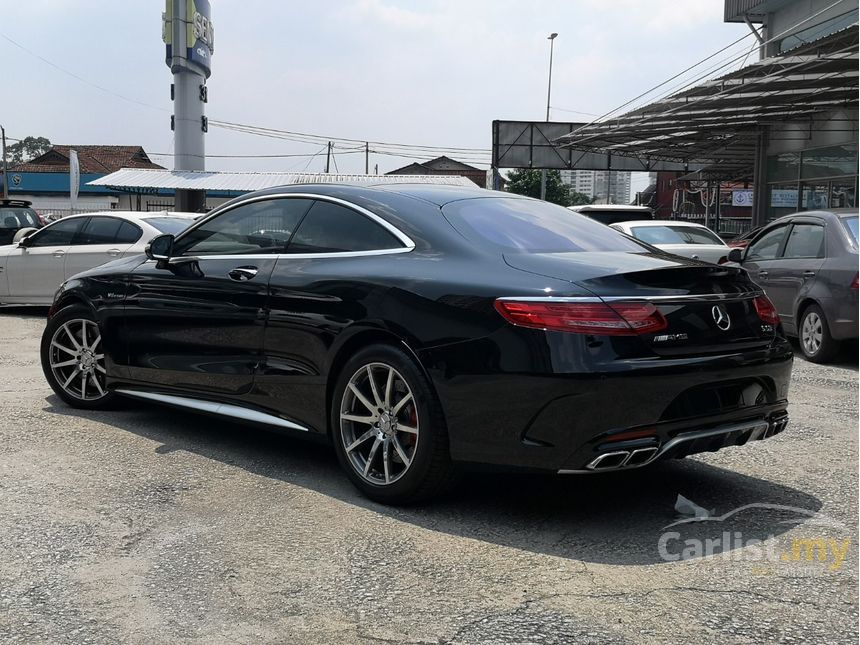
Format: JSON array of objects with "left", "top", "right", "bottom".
[{"left": 587, "top": 447, "right": 659, "bottom": 471}]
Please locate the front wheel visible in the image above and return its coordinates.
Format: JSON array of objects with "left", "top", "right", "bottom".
[
  {"left": 331, "top": 344, "right": 456, "bottom": 504},
  {"left": 799, "top": 304, "right": 840, "bottom": 363},
  {"left": 40, "top": 305, "right": 117, "bottom": 408}
]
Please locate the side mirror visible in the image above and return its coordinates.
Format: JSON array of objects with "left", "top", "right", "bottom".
[
  {"left": 145, "top": 233, "right": 174, "bottom": 261},
  {"left": 14, "top": 227, "right": 38, "bottom": 246},
  {"left": 727, "top": 248, "right": 744, "bottom": 263}
]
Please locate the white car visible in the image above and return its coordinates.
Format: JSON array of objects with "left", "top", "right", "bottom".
[
  {"left": 610, "top": 220, "right": 730, "bottom": 264},
  {"left": 0, "top": 211, "right": 195, "bottom": 305}
]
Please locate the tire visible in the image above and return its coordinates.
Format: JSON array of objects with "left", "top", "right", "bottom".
[
  {"left": 40, "top": 304, "right": 118, "bottom": 409},
  {"left": 798, "top": 304, "right": 840, "bottom": 363},
  {"left": 330, "top": 343, "right": 457, "bottom": 504}
]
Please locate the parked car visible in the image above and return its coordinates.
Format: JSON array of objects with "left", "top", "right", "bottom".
[
  {"left": 568, "top": 204, "right": 654, "bottom": 226},
  {"left": 727, "top": 209, "right": 858, "bottom": 363},
  {"left": 0, "top": 211, "right": 195, "bottom": 305},
  {"left": 40, "top": 184, "right": 791, "bottom": 504},
  {"left": 610, "top": 220, "right": 731, "bottom": 264},
  {"left": 727, "top": 226, "right": 763, "bottom": 249},
  {"left": 0, "top": 199, "right": 43, "bottom": 246}
]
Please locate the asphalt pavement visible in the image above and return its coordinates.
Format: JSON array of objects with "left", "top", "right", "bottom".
[{"left": 0, "top": 306, "right": 857, "bottom": 644}]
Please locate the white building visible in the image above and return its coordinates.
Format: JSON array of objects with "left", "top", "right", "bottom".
[{"left": 560, "top": 169, "right": 631, "bottom": 204}]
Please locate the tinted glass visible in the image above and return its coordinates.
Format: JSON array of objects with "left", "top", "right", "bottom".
[
  {"left": 28, "top": 218, "right": 85, "bottom": 247},
  {"left": 287, "top": 201, "right": 402, "bottom": 253},
  {"left": 116, "top": 221, "right": 142, "bottom": 244},
  {"left": 443, "top": 198, "right": 647, "bottom": 254},
  {"left": 783, "top": 224, "right": 824, "bottom": 259},
  {"left": 630, "top": 225, "right": 723, "bottom": 246},
  {"left": 0, "top": 207, "right": 40, "bottom": 229},
  {"left": 841, "top": 216, "right": 858, "bottom": 245},
  {"left": 78, "top": 216, "right": 122, "bottom": 245},
  {"left": 747, "top": 225, "right": 788, "bottom": 260},
  {"left": 175, "top": 198, "right": 313, "bottom": 256},
  {"left": 142, "top": 216, "right": 194, "bottom": 235}
]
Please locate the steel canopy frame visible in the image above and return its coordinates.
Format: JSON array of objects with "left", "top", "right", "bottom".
[{"left": 555, "top": 25, "right": 858, "bottom": 170}]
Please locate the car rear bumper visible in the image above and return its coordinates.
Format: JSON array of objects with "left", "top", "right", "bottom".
[{"left": 420, "top": 331, "right": 793, "bottom": 472}]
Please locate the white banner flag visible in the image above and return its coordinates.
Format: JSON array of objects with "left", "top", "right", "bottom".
[{"left": 69, "top": 149, "right": 80, "bottom": 212}]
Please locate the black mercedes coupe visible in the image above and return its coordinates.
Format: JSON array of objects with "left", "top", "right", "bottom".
[{"left": 40, "top": 183, "right": 792, "bottom": 503}]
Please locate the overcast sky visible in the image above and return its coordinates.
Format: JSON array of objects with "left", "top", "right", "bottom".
[{"left": 1, "top": 1, "right": 756, "bottom": 193}]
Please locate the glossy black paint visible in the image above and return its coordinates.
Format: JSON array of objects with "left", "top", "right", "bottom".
[{"left": 50, "top": 183, "right": 793, "bottom": 473}]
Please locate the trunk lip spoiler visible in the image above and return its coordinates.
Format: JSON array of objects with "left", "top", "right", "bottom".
[{"left": 497, "top": 291, "right": 763, "bottom": 305}]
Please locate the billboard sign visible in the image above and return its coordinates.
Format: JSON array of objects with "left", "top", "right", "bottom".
[{"left": 163, "top": 0, "right": 214, "bottom": 77}]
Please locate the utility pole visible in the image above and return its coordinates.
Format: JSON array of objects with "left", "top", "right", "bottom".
[
  {"left": 540, "top": 32, "right": 558, "bottom": 201},
  {"left": 325, "top": 141, "right": 332, "bottom": 173},
  {"left": 163, "top": 0, "right": 214, "bottom": 212},
  {"left": 0, "top": 126, "right": 8, "bottom": 200},
  {"left": 365, "top": 142, "right": 369, "bottom": 174}
]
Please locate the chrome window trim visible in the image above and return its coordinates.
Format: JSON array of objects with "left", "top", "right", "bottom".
[
  {"left": 176, "top": 192, "right": 415, "bottom": 256},
  {"left": 115, "top": 389, "right": 310, "bottom": 432},
  {"left": 143, "top": 246, "right": 414, "bottom": 264},
  {"left": 497, "top": 291, "right": 763, "bottom": 304}
]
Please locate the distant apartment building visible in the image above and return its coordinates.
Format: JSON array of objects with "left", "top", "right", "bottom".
[{"left": 560, "top": 169, "right": 631, "bottom": 204}]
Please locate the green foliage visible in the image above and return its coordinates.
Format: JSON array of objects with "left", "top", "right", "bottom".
[
  {"left": 504, "top": 169, "right": 593, "bottom": 207},
  {"left": 7, "top": 136, "right": 52, "bottom": 165}
]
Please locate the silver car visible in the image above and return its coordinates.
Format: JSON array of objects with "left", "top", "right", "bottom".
[
  {"left": 727, "top": 209, "right": 858, "bottom": 362},
  {"left": 0, "top": 211, "right": 195, "bottom": 305}
]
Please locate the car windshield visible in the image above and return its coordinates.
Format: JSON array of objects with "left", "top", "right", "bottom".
[
  {"left": 442, "top": 197, "right": 648, "bottom": 254},
  {"left": 143, "top": 217, "right": 194, "bottom": 235},
  {"left": 630, "top": 225, "right": 724, "bottom": 246},
  {"left": 841, "top": 215, "right": 858, "bottom": 246},
  {"left": 0, "top": 207, "right": 40, "bottom": 229}
]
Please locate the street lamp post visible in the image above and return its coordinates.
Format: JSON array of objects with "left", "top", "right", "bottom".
[{"left": 540, "top": 32, "right": 558, "bottom": 201}]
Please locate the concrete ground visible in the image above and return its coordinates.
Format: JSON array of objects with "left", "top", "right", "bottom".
[{"left": 0, "top": 306, "right": 856, "bottom": 644}]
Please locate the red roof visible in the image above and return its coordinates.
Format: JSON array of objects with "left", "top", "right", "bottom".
[{"left": 10, "top": 145, "right": 164, "bottom": 174}]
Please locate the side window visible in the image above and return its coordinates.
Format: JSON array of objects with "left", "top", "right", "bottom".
[
  {"left": 287, "top": 200, "right": 403, "bottom": 253},
  {"left": 77, "top": 216, "right": 123, "bottom": 245},
  {"left": 27, "top": 218, "right": 86, "bottom": 247},
  {"left": 782, "top": 224, "right": 824, "bottom": 259},
  {"left": 174, "top": 198, "right": 313, "bottom": 256},
  {"left": 746, "top": 225, "right": 788, "bottom": 261},
  {"left": 115, "top": 221, "right": 142, "bottom": 244}
]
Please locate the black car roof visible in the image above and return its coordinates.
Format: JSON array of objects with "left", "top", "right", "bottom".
[{"left": 240, "top": 182, "right": 519, "bottom": 207}]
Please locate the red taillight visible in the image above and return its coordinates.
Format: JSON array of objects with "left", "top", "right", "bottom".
[
  {"left": 753, "top": 295, "right": 779, "bottom": 325},
  {"left": 494, "top": 299, "right": 668, "bottom": 336},
  {"left": 851, "top": 273, "right": 858, "bottom": 290}
]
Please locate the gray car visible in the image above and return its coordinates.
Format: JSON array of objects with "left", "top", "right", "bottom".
[{"left": 728, "top": 209, "right": 858, "bottom": 362}]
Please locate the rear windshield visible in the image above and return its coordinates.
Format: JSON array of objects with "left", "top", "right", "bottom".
[
  {"left": 841, "top": 216, "right": 858, "bottom": 246},
  {"left": 0, "top": 207, "right": 40, "bottom": 229},
  {"left": 443, "top": 197, "right": 648, "bottom": 254},
  {"left": 580, "top": 210, "right": 653, "bottom": 225},
  {"left": 143, "top": 216, "right": 194, "bottom": 235},
  {"left": 630, "top": 225, "right": 724, "bottom": 246}
]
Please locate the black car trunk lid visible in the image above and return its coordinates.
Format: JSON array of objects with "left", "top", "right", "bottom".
[{"left": 503, "top": 251, "right": 775, "bottom": 355}]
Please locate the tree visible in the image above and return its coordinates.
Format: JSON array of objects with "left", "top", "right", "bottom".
[
  {"left": 504, "top": 169, "right": 590, "bottom": 207},
  {"left": 7, "top": 136, "right": 52, "bottom": 165}
]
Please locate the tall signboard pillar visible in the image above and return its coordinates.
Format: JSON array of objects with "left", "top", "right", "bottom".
[{"left": 163, "top": 0, "right": 213, "bottom": 212}]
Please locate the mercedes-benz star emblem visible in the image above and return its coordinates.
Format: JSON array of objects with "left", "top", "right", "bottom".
[{"left": 711, "top": 304, "right": 731, "bottom": 331}]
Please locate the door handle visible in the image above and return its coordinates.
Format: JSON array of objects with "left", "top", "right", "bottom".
[
  {"left": 107, "top": 248, "right": 121, "bottom": 257},
  {"left": 802, "top": 271, "right": 816, "bottom": 278},
  {"left": 758, "top": 271, "right": 768, "bottom": 278},
  {"left": 52, "top": 250, "right": 65, "bottom": 258},
  {"left": 228, "top": 266, "right": 258, "bottom": 282}
]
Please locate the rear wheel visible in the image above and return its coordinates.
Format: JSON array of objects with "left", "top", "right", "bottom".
[
  {"left": 331, "top": 344, "right": 456, "bottom": 504},
  {"left": 40, "top": 305, "right": 117, "bottom": 408},
  {"left": 799, "top": 304, "right": 839, "bottom": 363}
]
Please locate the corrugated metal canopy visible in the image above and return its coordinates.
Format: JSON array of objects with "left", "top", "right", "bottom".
[
  {"left": 555, "top": 24, "right": 859, "bottom": 181},
  {"left": 87, "top": 168, "right": 477, "bottom": 192}
]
